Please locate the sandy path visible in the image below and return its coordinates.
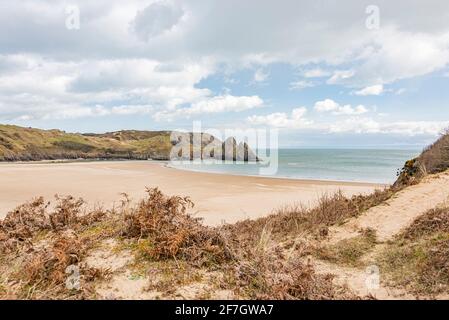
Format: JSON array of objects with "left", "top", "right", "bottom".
[
  {"left": 310, "top": 170, "right": 449, "bottom": 299},
  {"left": 329, "top": 170, "right": 449, "bottom": 243},
  {"left": 311, "top": 258, "right": 414, "bottom": 300},
  {"left": 0, "top": 161, "right": 378, "bottom": 226}
]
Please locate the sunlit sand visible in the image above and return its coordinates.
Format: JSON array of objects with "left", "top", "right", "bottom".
[{"left": 0, "top": 160, "right": 380, "bottom": 225}]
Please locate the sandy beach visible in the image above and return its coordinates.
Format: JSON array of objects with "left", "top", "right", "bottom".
[{"left": 0, "top": 161, "right": 381, "bottom": 225}]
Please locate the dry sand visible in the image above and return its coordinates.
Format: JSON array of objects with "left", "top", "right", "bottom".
[
  {"left": 328, "top": 169, "right": 449, "bottom": 243},
  {"left": 0, "top": 160, "right": 380, "bottom": 225}
]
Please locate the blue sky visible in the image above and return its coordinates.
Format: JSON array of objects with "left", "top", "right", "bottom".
[{"left": 1, "top": 0, "right": 449, "bottom": 148}]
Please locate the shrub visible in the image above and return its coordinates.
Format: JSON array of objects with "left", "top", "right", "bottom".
[{"left": 121, "top": 188, "right": 233, "bottom": 266}]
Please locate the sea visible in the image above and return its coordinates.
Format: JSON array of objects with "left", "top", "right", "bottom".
[{"left": 168, "top": 148, "right": 421, "bottom": 184}]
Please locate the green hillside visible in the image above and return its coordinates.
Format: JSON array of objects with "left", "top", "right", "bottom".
[
  {"left": 0, "top": 124, "right": 174, "bottom": 161},
  {"left": 0, "top": 124, "right": 257, "bottom": 162}
]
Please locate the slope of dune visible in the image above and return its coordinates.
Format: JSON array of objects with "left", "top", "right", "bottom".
[
  {"left": 311, "top": 169, "right": 449, "bottom": 299},
  {"left": 329, "top": 170, "right": 449, "bottom": 243}
]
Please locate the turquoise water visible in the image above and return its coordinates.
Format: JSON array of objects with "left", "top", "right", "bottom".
[{"left": 169, "top": 149, "right": 421, "bottom": 184}]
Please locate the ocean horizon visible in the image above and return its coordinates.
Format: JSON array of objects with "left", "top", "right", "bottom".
[{"left": 169, "top": 148, "right": 421, "bottom": 184}]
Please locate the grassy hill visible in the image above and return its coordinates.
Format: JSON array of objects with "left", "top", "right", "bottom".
[
  {"left": 0, "top": 124, "right": 193, "bottom": 161},
  {"left": 0, "top": 124, "right": 258, "bottom": 162}
]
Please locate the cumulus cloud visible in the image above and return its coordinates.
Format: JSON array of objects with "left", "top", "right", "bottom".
[
  {"left": 302, "top": 68, "right": 330, "bottom": 78},
  {"left": 328, "top": 117, "right": 449, "bottom": 136},
  {"left": 331, "top": 27, "right": 449, "bottom": 86},
  {"left": 327, "top": 70, "right": 355, "bottom": 84},
  {"left": 0, "top": 0, "right": 448, "bottom": 137},
  {"left": 314, "top": 99, "right": 368, "bottom": 115},
  {"left": 154, "top": 94, "right": 263, "bottom": 121},
  {"left": 248, "top": 108, "right": 448, "bottom": 136},
  {"left": 247, "top": 107, "right": 312, "bottom": 129},
  {"left": 131, "top": 2, "right": 184, "bottom": 41},
  {"left": 0, "top": 55, "right": 216, "bottom": 121},
  {"left": 354, "top": 84, "right": 384, "bottom": 96},
  {"left": 2, "top": 1, "right": 448, "bottom": 75}
]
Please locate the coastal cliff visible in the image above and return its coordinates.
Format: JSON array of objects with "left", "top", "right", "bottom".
[{"left": 0, "top": 124, "right": 258, "bottom": 162}]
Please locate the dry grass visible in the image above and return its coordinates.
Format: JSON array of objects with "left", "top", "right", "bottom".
[
  {"left": 1, "top": 187, "right": 393, "bottom": 300},
  {"left": 395, "top": 129, "right": 449, "bottom": 187},
  {"left": 224, "top": 188, "right": 393, "bottom": 248},
  {"left": 378, "top": 206, "right": 449, "bottom": 296},
  {"left": 402, "top": 207, "right": 449, "bottom": 240},
  {"left": 418, "top": 129, "right": 449, "bottom": 174},
  {"left": 220, "top": 241, "right": 356, "bottom": 300},
  {"left": 0, "top": 197, "right": 49, "bottom": 253},
  {"left": 0, "top": 195, "right": 112, "bottom": 299},
  {"left": 0, "top": 195, "right": 107, "bottom": 255},
  {"left": 121, "top": 188, "right": 233, "bottom": 266},
  {"left": 15, "top": 232, "right": 107, "bottom": 299},
  {"left": 316, "top": 228, "right": 377, "bottom": 267}
]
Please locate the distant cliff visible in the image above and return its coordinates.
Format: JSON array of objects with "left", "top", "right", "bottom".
[{"left": 0, "top": 124, "right": 258, "bottom": 162}]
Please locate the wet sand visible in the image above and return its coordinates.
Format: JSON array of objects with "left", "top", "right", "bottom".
[{"left": 0, "top": 161, "right": 382, "bottom": 225}]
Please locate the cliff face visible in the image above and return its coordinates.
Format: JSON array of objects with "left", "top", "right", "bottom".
[
  {"left": 170, "top": 133, "right": 259, "bottom": 162},
  {"left": 0, "top": 124, "right": 258, "bottom": 162}
]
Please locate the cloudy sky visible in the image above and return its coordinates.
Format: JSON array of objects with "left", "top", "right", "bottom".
[{"left": 1, "top": 0, "right": 449, "bottom": 147}]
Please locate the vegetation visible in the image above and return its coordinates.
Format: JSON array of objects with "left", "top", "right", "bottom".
[
  {"left": 1, "top": 187, "right": 384, "bottom": 299},
  {"left": 395, "top": 129, "right": 449, "bottom": 187},
  {"left": 2, "top": 126, "right": 448, "bottom": 299},
  {"left": 120, "top": 188, "right": 233, "bottom": 267},
  {"left": 1, "top": 181, "right": 447, "bottom": 299},
  {"left": 223, "top": 188, "right": 394, "bottom": 249},
  {"left": 378, "top": 206, "right": 449, "bottom": 295},
  {"left": 0, "top": 124, "right": 258, "bottom": 162},
  {"left": 316, "top": 228, "right": 377, "bottom": 267},
  {"left": 0, "top": 124, "right": 175, "bottom": 161}
]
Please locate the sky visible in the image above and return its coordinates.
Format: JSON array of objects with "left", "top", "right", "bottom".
[{"left": 1, "top": 0, "right": 449, "bottom": 148}]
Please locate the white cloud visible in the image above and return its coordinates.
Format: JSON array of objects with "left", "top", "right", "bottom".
[
  {"left": 247, "top": 101, "right": 448, "bottom": 137},
  {"left": 1, "top": 0, "right": 449, "bottom": 135},
  {"left": 354, "top": 84, "right": 384, "bottom": 96},
  {"left": 395, "top": 88, "right": 406, "bottom": 95},
  {"left": 253, "top": 68, "right": 269, "bottom": 83},
  {"left": 289, "top": 80, "right": 315, "bottom": 90},
  {"left": 329, "top": 117, "right": 449, "bottom": 136},
  {"left": 0, "top": 55, "right": 216, "bottom": 121},
  {"left": 327, "top": 70, "right": 355, "bottom": 84},
  {"left": 154, "top": 94, "right": 263, "bottom": 121},
  {"left": 2, "top": 1, "right": 448, "bottom": 82},
  {"left": 302, "top": 68, "right": 330, "bottom": 78},
  {"left": 110, "top": 105, "right": 153, "bottom": 115},
  {"left": 314, "top": 99, "right": 368, "bottom": 115},
  {"left": 131, "top": 2, "right": 184, "bottom": 41},
  {"left": 331, "top": 27, "right": 449, "bottom": 86},
  {"left": 247, "top": 107, "right": 312, "bottom": 129},
  {"left": 248, "top": 109, "right": 448, "bottom": 136}
]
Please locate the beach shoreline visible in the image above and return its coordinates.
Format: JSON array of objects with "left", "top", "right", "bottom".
[{"left": 0, "top": 160, "right": 382, "bottom": 225}]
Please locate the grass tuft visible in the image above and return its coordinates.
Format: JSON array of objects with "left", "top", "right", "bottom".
[{"left": 316, "top": 229, "right": 377, "bottom": 267}]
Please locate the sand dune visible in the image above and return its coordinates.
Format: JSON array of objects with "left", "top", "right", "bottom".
[
  {"left": 0, "top": 161, "right": 379, "bottom": 225},
  {"left": 328, "top": 170, "right": 449, "bottom": 243},
  {"left": 310, "top": 169, "right": 449, "bottom": 299}
]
